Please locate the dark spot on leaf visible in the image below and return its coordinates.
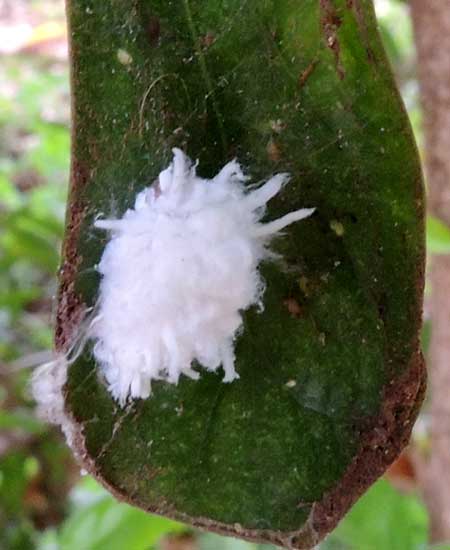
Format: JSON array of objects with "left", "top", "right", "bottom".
[
  {"left": 377, "top": 291, "right": 388, "bottom": 323},
  {"left": 266, "top": 139, "right": 281, "bottom": 162},
  {"left": 298, "top": 59, "right": 319, "bottom": 89},
  {"left": 200, "top": 32, "right": 215, "bottom": 49},
  {"left": 320, "top": 0, "right": 345, "bottom": 79},
  {"left": 147, "top": 16, "right": 161, "bottom": 47},
  {"left": 283, "top": 298, "right": 303, "bottom": 319}
]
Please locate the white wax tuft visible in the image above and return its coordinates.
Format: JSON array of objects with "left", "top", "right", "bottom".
[{"left": 92, "top": 149, "right": 314, "bottom": 404}]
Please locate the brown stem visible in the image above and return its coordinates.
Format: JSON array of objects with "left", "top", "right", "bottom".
[{"left": 410, "top": 0, "right": 450, "bottom": 542}]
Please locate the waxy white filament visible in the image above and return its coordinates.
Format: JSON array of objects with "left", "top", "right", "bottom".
[{"left": 90, "top": 149, "right": 313, "bottom": 404}]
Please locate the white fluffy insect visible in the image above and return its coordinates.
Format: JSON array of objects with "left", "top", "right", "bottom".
[{"left": 89, "top": 149, "right": 314, "bottom": 404}]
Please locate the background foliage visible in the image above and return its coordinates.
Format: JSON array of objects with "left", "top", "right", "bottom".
[{"left": 0, "top": 1, "right": 447, "bottom": 549}]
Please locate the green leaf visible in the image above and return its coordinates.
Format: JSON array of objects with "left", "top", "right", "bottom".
[
  {"left": 427, "top": 216, "right": 450, "bottom": 254},
  {"left": 0, "top": 452, "right": 32, "bottom": 516},
  {"left": 59, "top": 0, "right": 425, "bottom": 547},
  {"left": 0, "top": 175, "right": 22, "bottom": 209},
  {"left": 326, "top": 479, "right": 428, "bottom": 550},
  {"left": 0, "top": 410, "right": 45, "bottom": 435},
  {"left": 56, "top": 479, "right": 184, "bottom": 550},
  {"left": 199, "top": 533, "right": 276, "bottom": 550}
]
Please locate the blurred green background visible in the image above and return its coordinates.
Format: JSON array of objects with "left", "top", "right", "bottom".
[{"left": 0, "top": 1, "right": 448, "bottom": 549}]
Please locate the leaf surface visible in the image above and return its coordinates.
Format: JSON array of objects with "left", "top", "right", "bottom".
[{"left": 58, "top": 0, "right": 425, "bottom": 546}]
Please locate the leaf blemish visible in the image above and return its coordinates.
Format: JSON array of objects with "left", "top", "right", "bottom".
[
  {"left": 320, "top": 0, "right": 345, "bottom": 79},
  {"left": 146, "top": 15, "right": 161, "bottom": 47},
  {"left": 283, "top": 298, "right": 303, "bottom": 319}
]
